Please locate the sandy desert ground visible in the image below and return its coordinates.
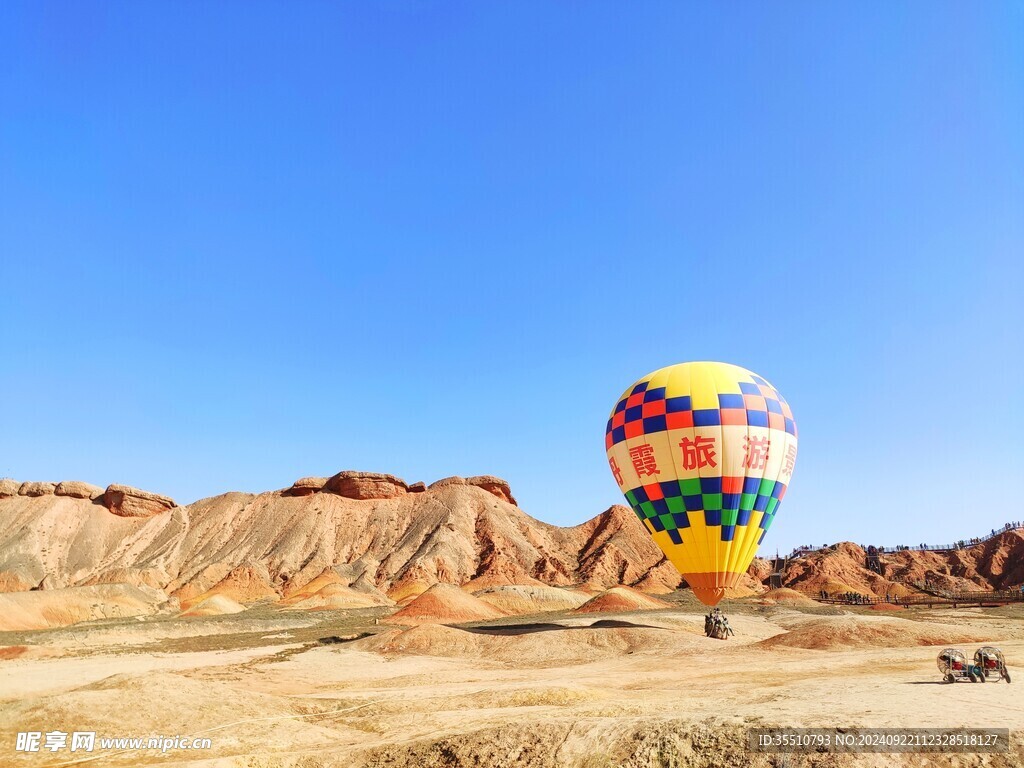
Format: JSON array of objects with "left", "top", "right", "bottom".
[{"left": 2, "top": 593, "right": 1023, "bottom": 768}]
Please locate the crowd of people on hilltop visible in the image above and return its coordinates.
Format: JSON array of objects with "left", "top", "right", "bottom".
[
  {"left": 900, "top": 521, "right": 1023, "bottom": 551},
  {"left": 787, "top": 522, "right": 1023, "bottom": 560},
  {"left": 787, "top": 544, "right": 832, "bottom": 557}
]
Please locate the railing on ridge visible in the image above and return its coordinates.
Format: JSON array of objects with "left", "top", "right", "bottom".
[{"left": 781, "top": 523, "right": 1023, "bottom": 562}]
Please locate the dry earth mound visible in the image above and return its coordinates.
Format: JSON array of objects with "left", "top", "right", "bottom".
[
  {"left": 281, "top": 567, "right": 393, "bottom": 609},
  {"left": 460, "top": 572, "right": 548, "bottom": 591},
  {"left": 387, "top": 584, "right": 507, "bottom": 625},
  {"left": 387, "top": 580, "right": 433, "bottom": 604},
  {"left": 758, "top": 614, "right": 988, "bottom": 650},
  {"left": 503, "top": 624, "right": 686, "bottom": 664},
  {"left": 356, "top": 620, "right": 699, "bottom": 666},
  {"left": 759, "top": 587, "right": 818, "bottom": 606},
  {"left": 573, "top": 586, "right": 670, "bottom": 614},
  {"left": 177, "top": 564, "right": 280, "bottom": 609},
  {"left": 0, "top": 584, "right": 174, "bottom": 631},
  {"left": 360, "top": 624, "right": 485, "bottom": 657},
  {"left": 180, "top": 594, "right": 246, "bottom": 617},
  {"left": 284, "top": 583, "right": 392, "bottom": 611},
  {"left": 282, "top": 567, "right": 348, "bottom": 599},
  {"left": 473, "top": 585, "right": 589, "bottom": 614}
]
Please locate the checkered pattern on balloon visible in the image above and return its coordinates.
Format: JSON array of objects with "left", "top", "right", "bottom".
[{"left": 605, "top": 362, "right": 798, "bottom": 606}]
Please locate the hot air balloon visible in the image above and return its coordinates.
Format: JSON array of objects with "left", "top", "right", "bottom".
[{"left": 605, "top": 362, "right": 797, "bottom": 607}]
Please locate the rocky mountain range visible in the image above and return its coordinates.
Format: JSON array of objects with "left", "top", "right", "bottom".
[
  {"left": 0, "top": 471, "right": 688, "bottom": 606},
  {"left": 1, "top": 471, "right": 1020, "bottom": 611}
]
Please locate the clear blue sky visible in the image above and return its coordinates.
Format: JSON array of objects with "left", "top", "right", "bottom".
[{"left": 1, "top": 3, "right": 1022, "bottom": 554}]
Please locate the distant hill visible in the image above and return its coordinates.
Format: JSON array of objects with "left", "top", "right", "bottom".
[{"left": 782, "top": 535, "right": 1024, "bottom": 597}]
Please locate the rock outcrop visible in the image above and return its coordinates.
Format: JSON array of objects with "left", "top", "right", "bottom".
[
  {"left": 103, "top": 484, "right": 176, "bottom": 518},
  {"left": 19, "top": 481, "right": 56, "bottom": 497},
  {"left": 55, "top": 481, "right": 104, "bottom": 500},
  {"left": 325, "top": 471, "right": 408, "bottom": 500},
  {"left": 467, "top": 475, "right": 517, "bottom": 505},
  {"left": 284, "top": 477, "right": 328, "bottom": 496},
  {"left": 427, "top": 475, "right": 519, "bottom": 505},
  {"left": 0, "top": 479, "right": 19, "bottom": 498}
]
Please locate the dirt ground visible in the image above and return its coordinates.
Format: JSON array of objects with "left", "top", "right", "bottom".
[{"left": 1, "top": 597, "right": 1022, "bottom": 767}]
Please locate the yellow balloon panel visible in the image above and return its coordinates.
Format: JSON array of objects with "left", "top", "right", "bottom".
[{"left": 605, "top": 361, "right": 798, "bottom": 606}]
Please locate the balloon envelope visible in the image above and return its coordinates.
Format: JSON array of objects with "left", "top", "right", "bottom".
[{"left": 605, "top": 362, "right": 797, "bottom": 606}]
